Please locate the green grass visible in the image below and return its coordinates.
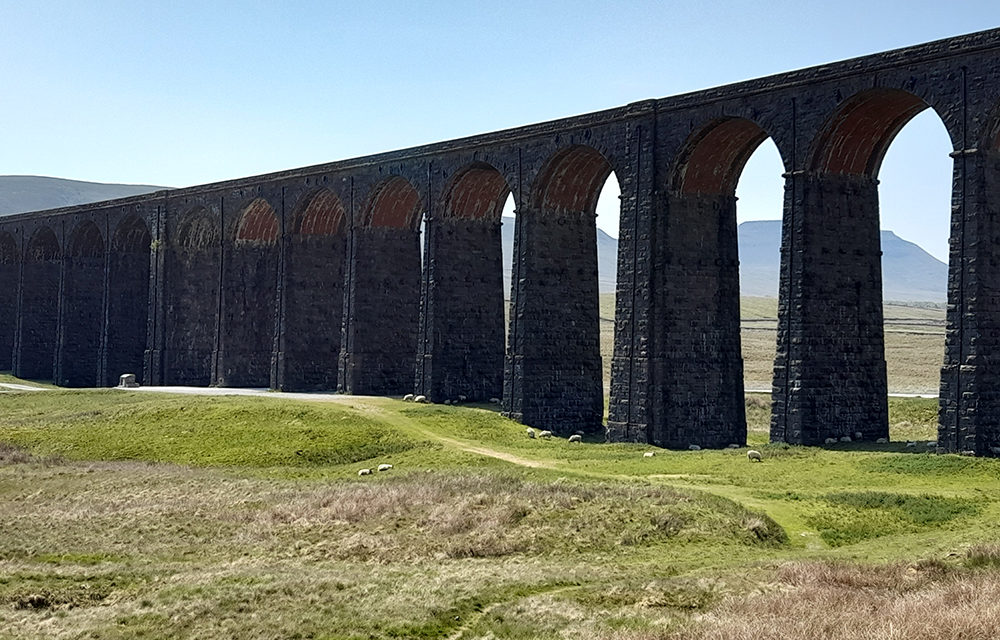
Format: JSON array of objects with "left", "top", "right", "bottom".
[{"left": 1, "top": 384, "right": 998, "bottom": 639}]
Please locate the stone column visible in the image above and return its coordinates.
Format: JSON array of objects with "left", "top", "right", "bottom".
[
  {"left": 415, "top": 215, "right": 504, "bottom": 402},
  {"left": 771, "top": 172, "right": 888, "bottom": 445},
  {"left": 502, "top": 203, "right": 604, "bottom": 435},
  {"left": 939, "top": 148, "right": 1000, "bottom": 455}
]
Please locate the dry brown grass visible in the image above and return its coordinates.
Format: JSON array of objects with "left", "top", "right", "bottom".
[{"left": 613, "top": 561, "right": 1000, "bottom": 640}]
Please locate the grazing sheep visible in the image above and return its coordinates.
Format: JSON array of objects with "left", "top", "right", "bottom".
[
  {"left": 643, "top": 452, "right": 655, "bottom": 458},
  {"left": 905, "top": 441, "right": 917, "bottom": 448},
  {"left": 458, "top": 394, "right": 467, "bottom": 402},
  {"left": 688, "top": 444, "right": 701, "bottom": 451},
  {"left": 526, "top": 428, "right": 536, "bottom": 439},
  {"left": 377, "top": 463, "right": 393, "bottom": 472},
  {"left": 926, "top": 441, "right": 937, "bottom": 448},
  {"left": 414, "top": 395, "right": 428, "bottom": 404},
  {"left": 747, "top": 450, "right": 762, "bottom": 462},
  {"left": 403, "top": 393, "right": 415, "bottom": 402},
  {"left": 876, "top": 437, "right": 889, "bottom": 444},
  {"left": 961, "top": 450, "right": 977, "bottom": 457},
  {"left": 839, "top": 436, "right": 852, "bottom": 443},
  {"left": 538, "top": 430, "right": 553, "bottom": 439},
  {"left": 824, "top": 438, "right": 837, "bottom": 445},
  {"left": 727, "top": 444, "right": 740, "bottom": 449},
  {"left": 489, "top": 397, "right": 501, "bottom": 404},
  {"left": 991, "top": 446, "right": 1000, "bottom": 456},
  {"left": 443, "top": 399, "right": 452, "bottom": 405},
  {"left": 568, "top": 434, "right": 582, "bottom": 443},
  {"left": 854, "top": 432, "right": 863, "bottom": 440},
  {"left": 358, "top": 468, "right": 372, "bottom": 476}
]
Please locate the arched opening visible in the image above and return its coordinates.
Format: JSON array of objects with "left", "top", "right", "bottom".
[
  {"left": 417, "top": 163, "right": 510, "bottom": 401},
  {"left": 342, "top": 176, "right": 423, "bottom": 395},
  {"left": 165, "top": 206, "right": 220, "bottom": 386},
  {"left": 654, "top": 118, "right": 776, "bottom": 448},
  {"left": 221, "top": 197, "right": 279, "bottom": 387},
  {"left": 507, "top": 144, "right": 613, "bottom": 434},
  {"left": 775, "top": 88, "right": 953, "bottom": 445},
  {"left": 60, "top": 220, "right": 105, "bottom": 387},
  {"left": 0, "top": 231, "right": 19, "bottom": 371},
  {"left": 18, "top": 226, "right": 61, "bottom": 381},
  {"left": 107, "top": 215, "right": 151, "bottom": 385},
  {"left": 282, "top": 187, "right": 347, "bottom": 390}
]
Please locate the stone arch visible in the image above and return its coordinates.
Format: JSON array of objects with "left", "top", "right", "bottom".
[
  {"left": 60, "top": 220, "right": 106, "bottom": 387},
  {"left": 0, "top": 231, "right": 19, "bottom": 370},
  {"left": 417, "top": 163, "right": 511, "bottom": 401},
  {"left": 533, "top": 145, "right": 614, "bottom": 216},
  {"left": 294, "top": 187, "right": 346, "bottom": 236},
  {"left": 281, "top": 188, "right": 349, "bottom": 390},
  {"left": 670, "top": 117, "right": 775, "bottom": 195},
  {"left": 809, "top": 88, "right": 951, "bottom": 177},
  {"left": 505, "top": 144, "right": 616, "bottom": 434},
  {"left": 219, "top": 197, "right": 279, "bottom": 386},
  {"left": 67, "top": 220, "right": 104, "bottom": 257},
  {"left": 342, "top": 177, "right": 422, "bottom": 394},
  {"left": 107, "top": 215, "right": 151, "bottom": 385},
  {"left": 176, "top": 206, "right": 219, "bottom": 250},
  {"left": 18, "top": 226, "right": 61, "bottom": 380},
  {"left": 364, "top": 176, "right": 423, "bottom": 230},
  {"left": 235, "top": 198, "right": 279, "bottom": 245},
  {"left": 650, "top": 117, "right": 786, "bottom": 448},
  {"left": 165, "top": 206, "right": 220, "bottom": 385},
  {"left": 443, "top": 162, "right": 511, "bottom": 222}
]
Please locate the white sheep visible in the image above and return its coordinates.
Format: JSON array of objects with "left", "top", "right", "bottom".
[
  {"left": 526, "top": 427, "right": 536, "bottom": 439},
  {"left": 926, "top": 442, "right": 937, "bottom": 448},
  {"left": 727, "top": 444, "right": 740, "bottom": 449},
  {"left": 839, "top": 436, "right": 852, "bottom": 443},
  {"left": 358, "top": 468, "right": 372, "bottom": 476},
  {"left": 414, "top": 395, "right": 428, "bottom": 404},
  {"left": 443, "top": 399, "right": 452, "bottom": 405},
  {"left": 568, "top": 434, "right": 582, "bottom": 443},
  {"left": 402, "top": 393, "right": 415, "bottom": 402},
  {"left": 747, "top": 450, "right": 762, "bottom": 462},
  {"left": 824, "top": 438, "right": 837, "bottom": 445},
  {"left": 643, "top": 451, "right": 655, "bottom": 458},
  {"left": 854, "top": 431, "right": 863, "bottom": 440},
  {"left": 688, "top": 444, "right": 701, "bottom": 451},
  {"left": 538, "top": 430, "right": 553, "bottom": 439},
  {"left": 489, "top": 397, "right": 501, "bottom": 404},
  {"left": 876, "top": 437, "right": 889, "bottom": 444},
  {"left": 377, "top": 463, "right": 393, "bottom": 472},
  {"left": 991, "top": 446, "right": 1000, "bottom": 456},
  {"left": 457, "top": 394, "right": 467, "bottom": 402},
  {"left": 905, "top": 441, "right": 917, "bottom": 448}
]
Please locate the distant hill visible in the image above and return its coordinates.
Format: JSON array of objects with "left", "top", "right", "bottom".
[
  {"left": 738, "top": 220, "right": 948, "bottom": 302},
  {"left": 501, "top": 217, "right": 948, "bottom": 302},
  {"left": 0, "top": 175, "right": 168, "bottom": 216}
]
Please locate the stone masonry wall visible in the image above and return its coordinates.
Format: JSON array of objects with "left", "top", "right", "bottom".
[
  {"left": 771, "top": 174, "right": 888, "bottom": 445},
  {"left": 417, "top": 218, "right": 504, "bottom": 402},
  {"left": 340, "top": 228, "right": 420, "bottom": 395},
  {"left": 648, "top": 193, "right": 745, "bottom": 448}
]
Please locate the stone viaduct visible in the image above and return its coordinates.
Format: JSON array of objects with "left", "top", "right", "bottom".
[{"left": 2, "top": 29, "right": 1000, "bottom": 454}]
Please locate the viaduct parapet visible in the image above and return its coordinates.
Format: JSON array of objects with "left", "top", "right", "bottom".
[{"left": 3, "top": 29, "right": 1000, "bottom": 454}]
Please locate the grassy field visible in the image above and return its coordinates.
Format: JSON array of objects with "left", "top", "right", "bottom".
[{"left": 2, "top": 381, "right": 999, "bottom": 639}]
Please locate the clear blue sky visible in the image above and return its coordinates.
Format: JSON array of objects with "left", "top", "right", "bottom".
[{"left": 2, "top": 1, "right": 996, "bottom": 260}]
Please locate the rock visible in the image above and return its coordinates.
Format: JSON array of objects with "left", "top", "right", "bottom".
[{"left": 118, "top": 373, "right": 139, "bottom": 388}]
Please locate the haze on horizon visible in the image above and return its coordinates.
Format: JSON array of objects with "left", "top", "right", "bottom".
[{"left": 2, "top": 1, "right": 992, "bottom": 261}]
